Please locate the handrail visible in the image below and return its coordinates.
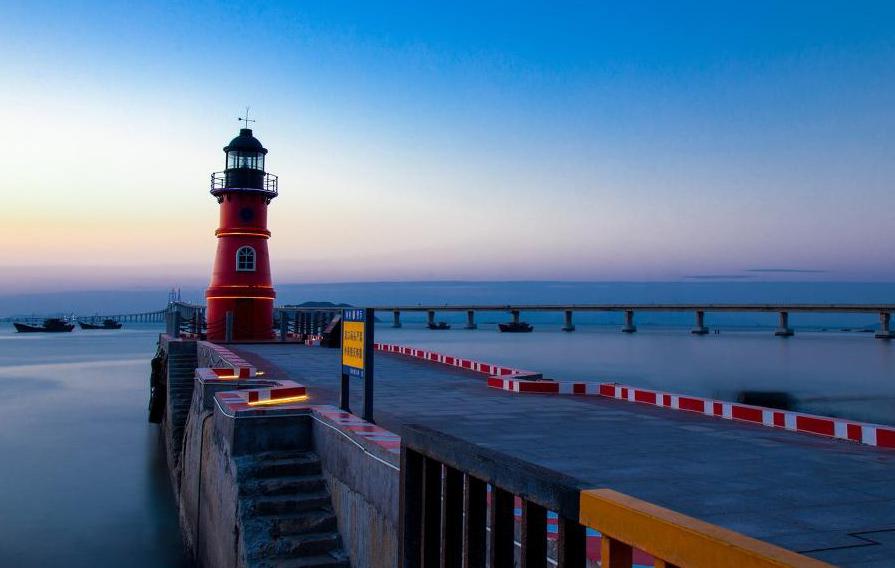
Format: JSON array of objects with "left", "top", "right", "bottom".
[
  {"left": 579, "top": 489, "right": 831, "bottom": 568},
  {"left": 209, "top": 171, "right": 278, "bottom": 198},
  {"left": 398, "top": 424, "right": 832, "bottom": 568}
]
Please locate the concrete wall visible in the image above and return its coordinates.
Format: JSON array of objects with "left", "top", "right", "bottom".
[
  {"left": 156, "top": 339, "right": 402, "bottom": 568},
  {"left": 312, "top": 414, "right": 400, "bottom": 568}
]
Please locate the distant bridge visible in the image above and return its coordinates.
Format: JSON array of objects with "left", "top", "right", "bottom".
[
  {"left": 0, "top": 302, "right": 204, "bottom": 326},
  {"left": 377, "top": 303, "right": 895, "bottom": 338},
  {"left": 5, "top": 301, "right": 893, "bottom": 339}
]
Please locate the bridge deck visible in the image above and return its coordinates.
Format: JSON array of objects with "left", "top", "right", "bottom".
[{"left": 234, "top": 343, "right": 895, "bottom": 566}]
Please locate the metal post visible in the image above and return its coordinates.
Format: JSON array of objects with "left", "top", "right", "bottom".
[
  {"left": 340, "top": 370, "right": 350, "bottom": 412},
  {"left": 601, "top": 536, "right": 633, "bottom": 568},
  {"left": 172, "top": 311, "right": 181, "bottom": 338},
  {"left": 398, "top": 447, "right": 424, "bottom": 568},
  {"left": 279, "top": 312, "right": 288, "bottom": 342},
  {"left": 490, "top": 487, "right": 515, "bottom": 567},
  {"left": 225, "top": 311, "right": 234, "bottom": 343},
  {"left": 556, "top": 518, "right": 586, "bottom": 567},
  {"left": 363, "top": 307, "right": 375, "bottom": 423},
  {"left": 463, "top": 475, "right": 487, "bottom": 568},
  {"left": 521, "top": 500, "right": 548, "bottom": 568},
  {"left": 774, "top": 311, "right": 794, "bottom": 337},
  {"left": 421, "top": 458, "right": 442, "bottom": 568},
  {"left": 441, "top": 466, "right": 463, "bottom": 568},
  {"left": 691, "top": 310, "right": 709, "bottom": 335},
  {"left": 562, "top": 310, "right": 575, "bottom": 332},
  {"left": 622, "top": 310, "right": 637, "bottom": 333},
  {"left": 876, "top": 312, "right": 892, "bottom": 339},
  {"left": 393, "top": 310, "right": 402, "bottom": 328},
  {"left": 464, "top": 310, "right": 477, "bottom": 330}
]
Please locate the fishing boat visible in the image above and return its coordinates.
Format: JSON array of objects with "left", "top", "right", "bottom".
[
  {"left": 79, "top": 319, "right": 123, "bottom": 330},
  {"left": 498, "top": 321, "right": 534, "bottom": 333},
  {"left": 13, "top": 318, "right": 75, "bottom": 333},
  {"left": 427, "top": 321, "right": 451, "bottom": 330}
]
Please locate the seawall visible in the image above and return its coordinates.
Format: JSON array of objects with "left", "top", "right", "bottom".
[{"left": 152, "top": 334, "right": 399, "bottom": 568}]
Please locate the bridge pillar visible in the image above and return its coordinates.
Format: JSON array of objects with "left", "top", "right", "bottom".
[
  {"left": 691, "top": 310, "right": 709, "bottom": 335},
  {"left": 562, "top": 310, "right": 575, "bottom": 332},
  {"left": 511, "top": 310, "right": 521, "bottom": 325},
  {"left": 876, "top": 312, "right": 892, "bottom": 339},
  {"left": 774, "top": 311, "right": 794, "bottom": 337},
  {"left": 427, "top": 310, "right": 436, "bottom": 328},
  {"left": 392, "top": 310, "right": 402, "bottom": 328},
  {"left": 465, "top": 310, "right": 477, "bottom": 330},
  {"left": 622, "top": 310, "right": 637, "bottom": 333}
]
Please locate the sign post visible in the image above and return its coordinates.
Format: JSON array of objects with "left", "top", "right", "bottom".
[{"left": 341, "top": 307, "right": 375, "bottom": 422}]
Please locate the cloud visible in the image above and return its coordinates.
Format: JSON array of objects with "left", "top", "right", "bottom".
[
  {"left": 684, "top": 274, "right": 755, "bottom": 280},
  {"left": 744, "top": 268, "right": 828, "bottom": 273}
]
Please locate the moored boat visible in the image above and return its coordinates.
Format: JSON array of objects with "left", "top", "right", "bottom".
[
  {"left": 13, "top": 318, "right": 75, "bottom": 333},
  {"left": 498, "top": 321, "right": 534, "bottom": 333},
  {"left": 427, "top": 321, "right": 451, "bottom": 330},
  {"left": 79, "top": 319, "right": 123, "bottom": 330}
]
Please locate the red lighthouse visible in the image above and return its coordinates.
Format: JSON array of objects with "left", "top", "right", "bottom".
[{"left": 205, "top": 126, "right": 278, "bottom": 340}]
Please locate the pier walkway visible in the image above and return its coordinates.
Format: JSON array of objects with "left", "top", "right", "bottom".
[{"left": 233, "top": 343, "right": 895, "bottom": 566}]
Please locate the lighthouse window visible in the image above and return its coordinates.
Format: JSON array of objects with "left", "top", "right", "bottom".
[
  {"left": 227, "top": 152, "right": 264, "bottom": 171},
  {"left": 236, "top": 246, "right": 256, "bottom": 272}
]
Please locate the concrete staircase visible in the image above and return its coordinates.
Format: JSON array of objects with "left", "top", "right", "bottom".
[
  {"left": 165, "top": 343, "right": 198, "bottom": 475},
  {"left": 239, "top": 450, "right": 350, "bottom": 568}
]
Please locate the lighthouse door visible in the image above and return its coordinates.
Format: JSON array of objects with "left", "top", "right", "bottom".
[{"left": 234, "top": 299, "right": 254, "bottom": 339}]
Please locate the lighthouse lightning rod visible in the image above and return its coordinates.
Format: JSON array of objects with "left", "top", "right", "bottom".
[{"left": 238, "top": 106, "right": 255, "bottom": 129}]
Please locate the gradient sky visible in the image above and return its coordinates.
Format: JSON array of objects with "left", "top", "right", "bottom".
[{"left": 1, "top": 1, "right": 894, "bottom": 292}]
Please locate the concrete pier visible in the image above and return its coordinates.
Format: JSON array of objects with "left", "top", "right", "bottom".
[
  {"left": 426, "top": 310, "right": 435, "bottom": 327},
  {"left": 392, "top": 310, "right": 401, "bottom": 328},
  {"left": 691, "top": 310, "right": 709, "bottom": 335},
  {"left": 876, "top": 312, "right": 892, "bottom": 339},
  {"left": 464, "top": 310, "right": 477, "bottom": 330},
  {"left": 234, "top": 343, "right": 895, "bottom": 566},
  {"left": 775, "top": 311, "right": 795, "bottom": 337},
  {"left": 562, "top": 309, "right": 575, "bottom": 332},
  {"left": 511, "top": 309, "right": 521, "bottom": 325},
  {"left": 622, "top": 310, "right": 637, "bottom": 333}
]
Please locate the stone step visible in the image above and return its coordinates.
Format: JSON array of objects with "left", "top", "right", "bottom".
[
  {"left": 268, "top": 531, "right": 341, "bottom": 557},
  {"left": 251, "top": 454, "right": 322, "bottom": 479},
  {"left": 262, "top": 553, "right": 350, "bottom": 568},
  {"left": 243, "top": 474, "right": 327, "bottom": 497},
  {"left": 268, "top": 509, "right": 338, "bottom": 537},
  {"left": 253, "top": 491, "right": 331, "bottom": 516}
]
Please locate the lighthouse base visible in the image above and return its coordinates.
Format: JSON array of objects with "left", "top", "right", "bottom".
[{"left": 206, "top": 296, "right": 275, "bottom": 341}]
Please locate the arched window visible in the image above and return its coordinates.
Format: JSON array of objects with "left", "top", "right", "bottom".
[{"left": 236, "top": 246, "right": 256, "bottom": 272}]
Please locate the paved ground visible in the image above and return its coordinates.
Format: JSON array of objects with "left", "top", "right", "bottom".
[{"left": 234, "top": 343, "right": 895, "bottom": 566}]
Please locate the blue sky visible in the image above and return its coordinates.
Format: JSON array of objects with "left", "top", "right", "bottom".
[{"left": 1, "top": 1, "right": 893, "bottom": 292}]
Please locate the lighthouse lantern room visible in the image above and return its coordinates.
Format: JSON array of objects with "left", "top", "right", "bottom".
[{"left": 205, "top": 125, "right": 278, "bottom": 341}]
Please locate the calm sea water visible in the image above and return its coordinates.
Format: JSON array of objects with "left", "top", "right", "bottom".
[
  {"left": 376, "top": 323, "right": 895, "bottom": 426},
  {"left": 0, "top": 324, "right": 190, "bottom": 568}
]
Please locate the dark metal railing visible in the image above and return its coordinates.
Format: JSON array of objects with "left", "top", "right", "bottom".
[
  {"left": 399, "top": 425, "right": 832, "bottom": 568},
  {"left": 210, "top": 171, "right": 278, "bottom": 199},
  {"left": 274, "top": 307, "right": 341, "bottom": 345},
  {"left": 399, "top": 424, "right": 586, "bottom": 568},
  {"left": 166, "top": 301, "right": 206, "bottom": 338}
]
